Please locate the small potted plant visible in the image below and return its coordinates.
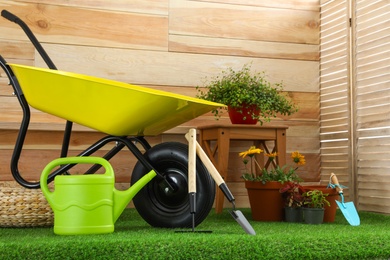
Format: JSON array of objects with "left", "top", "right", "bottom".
[
  {"left": 280, "top": 182, "right": 304, "bottom": 222},
  {"left": 239, "top": 147, "right": 304, "bottom": 221},
  {"left": 196, "top": 63, "right": 298, "bottom": 125},
  {"left": 302, "top": 190, "right": 330, "bottom": 224}
]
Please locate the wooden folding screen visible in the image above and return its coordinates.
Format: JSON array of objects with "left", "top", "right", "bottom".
[{"left": 320, "top": 0, "right": 390, "bottom": 214}]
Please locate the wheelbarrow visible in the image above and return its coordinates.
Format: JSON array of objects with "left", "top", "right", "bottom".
[{"left": 0, "top": 10, "right": 255, "bottom": 234}]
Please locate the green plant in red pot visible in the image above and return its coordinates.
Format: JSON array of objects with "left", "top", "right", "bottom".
[{"left": 196, "top": 63, "right": 298, "bottom": 125}]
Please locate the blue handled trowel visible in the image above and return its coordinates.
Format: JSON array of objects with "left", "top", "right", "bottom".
[{"left": 330, "top": 173, "right": 360, "bottom": 226}]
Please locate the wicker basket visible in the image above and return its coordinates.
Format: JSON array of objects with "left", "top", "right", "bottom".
[{"left": 0, "top": 182, "right": 53, "bottom": 227}]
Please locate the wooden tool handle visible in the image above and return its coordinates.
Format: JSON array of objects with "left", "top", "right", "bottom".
[
  {"left": 195, "top": 141, "right": 225, "bottom": 186},
  {"left": 185, "top": 130, "right": 224, "bottom": 186},
  {"left": 187, "top": 129, "right": 197, "bottom": 193},
  {"left": 185, "top": 129, "right": 235, "bottom": 203},
  {"left": 330, "top": 172, "right": 343, "bottom": 193}
]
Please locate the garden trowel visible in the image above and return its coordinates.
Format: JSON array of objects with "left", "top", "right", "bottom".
[
  {"left": 330, "top": 173, "right": 360, "bottom": 226},
  {"left": 185, "top": 129, "right": 256, "bottom": 235}
]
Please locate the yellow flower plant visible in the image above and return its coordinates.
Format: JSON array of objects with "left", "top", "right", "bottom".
[
  {"left": 291, "top": 151, "right": 306, "bottom": 165},
  {"left": 239, "top": 146, "right": 263, "bottom": 178},
  {"left": 240, "top": 146, "right": 304, "bottom": 184}
]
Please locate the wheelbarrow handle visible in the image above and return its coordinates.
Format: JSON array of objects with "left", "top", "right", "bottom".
[
  {"left": 1, "top": 9, "right": 19, "bottom": 23},
  {"left": 1, "top": 9, "right": 57, "bottom": 70}
]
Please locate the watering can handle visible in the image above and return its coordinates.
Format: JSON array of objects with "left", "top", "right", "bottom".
[
  {"left": 330, "top": 173, "right": 343, "bottom": 194},
  {"left": 40, "top": 157, "right": 113, "bottom": 201}
]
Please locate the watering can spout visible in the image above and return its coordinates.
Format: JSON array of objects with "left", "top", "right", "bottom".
[{"left": 113, "top": 170, "right": 156, "bottom": 223}]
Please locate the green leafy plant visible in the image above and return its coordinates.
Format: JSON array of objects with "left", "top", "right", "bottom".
[
  {"left": 303, "top": 190, "right": 330, "bottom": 209},
  {"left": 196, "top": 63, "right": 298, "bottom": 125},
  {"left": 239, "top": 146, "right": 304, "bottom": 184}
]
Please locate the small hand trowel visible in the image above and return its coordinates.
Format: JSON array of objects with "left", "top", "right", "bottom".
[
  {"left": 185, "top": 129, "right": 256, "bottom": 235},
  {"left": 330, "top": 173, "right": 360, "bottom": 226}
]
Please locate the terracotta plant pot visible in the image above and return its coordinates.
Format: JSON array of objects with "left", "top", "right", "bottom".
[
  {"left": 284, "top": 207, "right": 303, "bottom": 223},
  {"left": 245, "top": 181, "right": 284, "bottom": 221},
  {"left": 227, "top": 105, "right": 259, "bottom": 124},
  {"left": 302, "top": 185, "right": 338, "bottom": 222},
  {"left": 302, "top": 207, "right": 325, "bottom": 224}
]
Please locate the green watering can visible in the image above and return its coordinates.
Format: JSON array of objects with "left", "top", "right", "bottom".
[{"left": 40, "top": 156, "right": 156, "bottom": 235}]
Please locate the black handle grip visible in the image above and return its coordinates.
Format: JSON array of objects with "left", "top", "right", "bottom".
[
  {"left": 219, "top": 183, "right": 235, "bottom": 203},
  {"left": 1, "top": 10, "right": 20, "bottom": 23},
  {"left": 1, "top": 9, "right": 57, "bottom": 70}
]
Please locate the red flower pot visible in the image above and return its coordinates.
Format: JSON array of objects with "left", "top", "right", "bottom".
[
  {"left": 228, "top": 105, "right": 259, "bottom": 124},
  {"left": 245, "top": 181, "right": 284, "bottom": 221}
]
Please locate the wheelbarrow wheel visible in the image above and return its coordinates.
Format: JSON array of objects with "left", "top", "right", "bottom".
[{"left": 131, "top": 142, "right": 215, "bottom": 228}]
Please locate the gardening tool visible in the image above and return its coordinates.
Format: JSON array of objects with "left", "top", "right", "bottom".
[
  {"left": 175, "top": 129, "right": 212, "bottom": 233},
  {"left": 40, "top": 156, "right": 156, "bottom": 235},
  {"left": 330, "top": 173, "right": 360, "bottom": 226},
  {"left": 185, "top": 129, "right": 256, "bottom": 235}
]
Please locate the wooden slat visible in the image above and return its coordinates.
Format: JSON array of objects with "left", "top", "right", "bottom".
[
  {"left": 169, "top": 35, "right": 319, "bottom": 61},
  {"left": 0, "top": 129, "right": 161, "bottom": 150},
  {"left": 359, "top": 204, "right": 390, "bottom": 214},
  {"left": 359, "top": 197, "right": 390, "bottom": 208},
  {"left": 35, "top": 43, "right": 319, "bottom": 91},
  {"left": 320, "top": 111, "right": 349, "bottom": 122},
  {"left": 357, "top": 112, "right": 390, "bottom": 129},
  {"left": 0, "top": 41, "right": 35, "bottom": 95},
  {"left": 320, "top": 77, "right": 348, "bottom": 90},
  {"left": 321, "top": 100, "right": 348, "bottom": 113},
  {"left": 0, "top": 2, "right": 168, "bottom": 51},
  {"left": 358, "top": 137, "right": 390, "bottom": 148},
  {"left": 0, "top": 40, "right": 34, "bottom": 59},
  {"left": 355, "top": 35, "right": 390, "bottom": 54},
  {"left": 320, "top": 79, "right": 348, "bottom": 94},
  {"left": 357, "top": 102, "right": 390, "bottom": 117},
  {"left": 196, "top": 0, "right": 319, "bottom": 11},
  {"left": 0, "top": 91, "right": 318, "bottom": 132},
  {"left": 320, "top": 49, "right": 347, "bottom": 64},
  {"left": 170, "top": 0, "right": 319, "bottom": 44},
  {"left": 0, "top": 148, "right": 138, "bottom": 183},
  {"left": 14, "top": 0, "right": 169, "bottom": 15},
  {"left": 0, "top": 130, "right": 190, "bottom": 183}
]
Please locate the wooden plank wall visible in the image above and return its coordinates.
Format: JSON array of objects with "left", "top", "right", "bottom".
[{"left": 0, "top": 0, "right": 320, "bottom": 208}]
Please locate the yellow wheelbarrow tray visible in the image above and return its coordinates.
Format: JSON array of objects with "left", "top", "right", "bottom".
[{"left": 9, "top": 64, "right": 224, "bottom": 136}]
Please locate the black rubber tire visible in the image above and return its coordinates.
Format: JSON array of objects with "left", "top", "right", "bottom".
[{"left": 131, "top": 142, "right": 215, "bottom": 228}]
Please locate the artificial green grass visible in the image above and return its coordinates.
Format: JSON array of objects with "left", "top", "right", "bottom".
[{"left": 0, "top": 208, "right": 389, "bottom": 259}]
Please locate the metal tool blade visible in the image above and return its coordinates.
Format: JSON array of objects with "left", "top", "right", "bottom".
[
  {"left": 336, "top": 200, "right": 360, "bottom": 226},
  {"left": 230, "top": 210, "right": 256, "bottom": 235}
]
